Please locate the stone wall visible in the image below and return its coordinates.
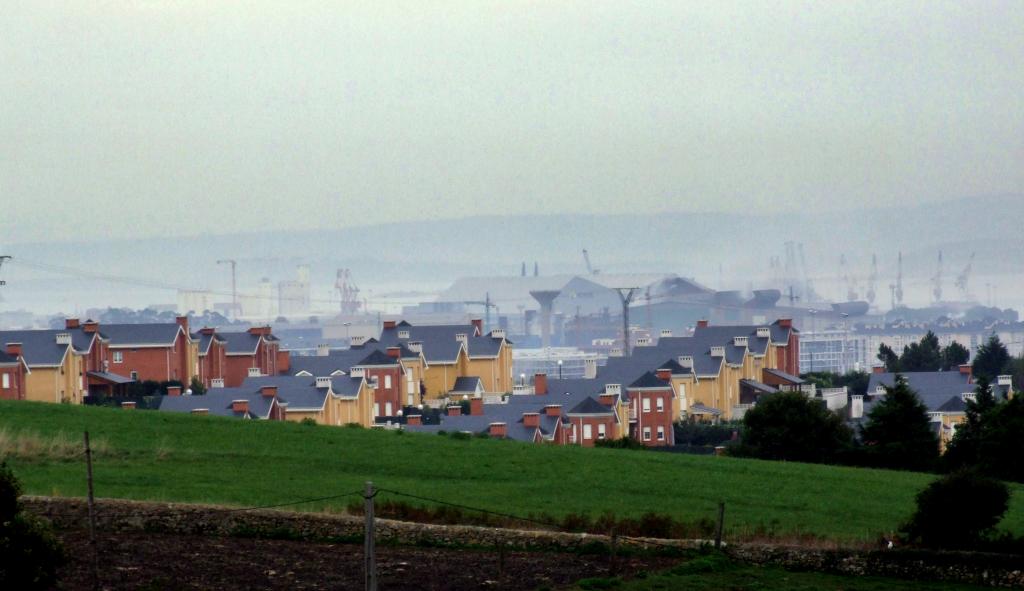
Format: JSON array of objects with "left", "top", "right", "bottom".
[{"left": 23, "top": 496, "right": 1024, "bottom": 588}]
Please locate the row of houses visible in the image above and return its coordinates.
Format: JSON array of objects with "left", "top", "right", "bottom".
[{"left": 0, "top": 317, "right": 284, "bottom": 403}]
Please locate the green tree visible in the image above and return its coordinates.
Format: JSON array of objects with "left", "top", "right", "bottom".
[
  {"left": 940, "top": 341, "right": 970, "bottom": 371},
  {"left": 189, "top": 376, "right": 207, "bottom": 396},
  {"left": 901, "top": 470, "right": 1009, "bottom": 550},
  {"left": 0, "top": 463, "right": 65, "bottom": 588},
  {"left": 899, "top": 331, "right": 942, "bottom": 372},
  {"left": 859, "top": 375, "right": 939, "bottom": 472},
  {"left": 739, "top": 391, "right": 852, "bottom": 464},
  {"left": 973, "top": 334, "right": 1010, "bottom": 382},
  {"left": 944, "top": 377, "right": 1024, "bottom": 482},
  {"left": 877, "top": 343, "right": 900, "bottom": 372}
]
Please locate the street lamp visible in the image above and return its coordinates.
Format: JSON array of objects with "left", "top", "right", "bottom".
[
  {"left": 520, "top": 373, "right": 526, "bottom": 386},
  {"left": 807, "top": 309, "right": 818, "bottom": 373},
  {"left": 343, "top": 322, "right": 352, "bottom": 347},
  {"left": 557, "top": 359, "right": 563, "bottom": 379}
]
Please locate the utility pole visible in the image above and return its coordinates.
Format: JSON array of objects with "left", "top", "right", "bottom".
[
  {"left": 364, "top": 481, "right": 377, "bottom": 591},
  {"left": 0, "top": 255, "right": 11, "bottom": 287},
  {"left": 217, "top": 259, "right": 237, "bottom": 318},
  {"left": 613, "top": 287, "right": 638, "bottom": 357},
  {"left": 84, "top": 431, "right": 100, "bottom": 591}
]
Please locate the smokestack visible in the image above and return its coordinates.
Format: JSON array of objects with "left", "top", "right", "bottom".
[{"left": 529, "top": 290, "right": 560, "bottom": 350}]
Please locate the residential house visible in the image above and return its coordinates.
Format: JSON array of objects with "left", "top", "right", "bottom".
[
  {"left": 0, "top": 330, "right": 84, "bottom": 403},
  {"left": 100, "top": 317, "right": 195, "bottom": 385},
  {"left": 193, "top": 327, "right": 228, "bottom": 389},
  {"left": 159, "top": 384, "right": 288, "bottom": 420},
  {"left": 221, "top": 326, "right": 285, "bottom": 387},
  {"left": 0, "top": 344, "right": 29, "bottom": 401}
]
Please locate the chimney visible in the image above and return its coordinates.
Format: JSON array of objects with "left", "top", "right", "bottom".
[
  {"left": 406, "top": 414, "right": 422, "bottom": 426},
  {"left": 696, "top": 319, "right": 709, "bottom": 328},
  {"left": 523, "top": 412, "right": 540, "bottom": 428},
  {"left": 176, "top": 315, "right": 189, "bottom": 334},
  {"left": 65, "top": 318, "right": 81, "bottom": 329},
  {"left": 200, "top": 327, "right": 216, "bottom": 335},
  {"left": 599, "top": 393, "right": 617, "bottom": 406},
  {"left": 491, "top": 328, "right": 506, "bottom": 340},
  {"left": 383, "top": 320, "right": 397, "bottom": 330},
  {"left": 386, "top": 346, "right": 401, "bottom": 359},
  {"left": 544, "top": 404, "right": 562, "bottom": 417},
  {"left": 248, "top": 326, "right": 271, "bottom": 336},
  {"left": 247, "top": 367, "right": 262, "bottom": 378},
  {"left": 710, "top": 346, "right": 725, "bottom": 357},
  {"left": 447, "top": 405, "right": 462, "bottom": 416},
  {"left": 211, "top": 379, "right": 225, "bottom": 388},
  {"left": 56, "top": 333, "right": 72, "bottom": 345},
  {"left": 315, "top": 376, "right": 332, "bottom": 389},
  {"left": 261, "top": 385, "right": 278, "bottom": 398},
  {"left": 455, "top": 333, "right": 468, "bottom": 345},
  {"left": 584, "top": 358, "right": 597, "bottom": 379},
  {"left": 997, "top": 375, "right": 1012, "bottom": 387},
  {"left": 678, "top": 356, "right": 694, "bottom": 369},
  {"left": 959, "top": 364, "right": 973, "bottom": 377},
  {"left": 83, "top": 320, "right": 99, "bottom": 334},
  {"left": 191, "top": 408, "right": 208, "bottom": 416},
  {"left": 777, "top": 318, "right": 793, "bottom": 328},
  {"left": 636, "top": 337, "right": 652, "bottom": 347},
  {"left": 350, "top": 335, "right": 367, "bottom": 346},
  {"left": 232, "top": 399, "right": 249, "bottom": 414},
  {"left": 534, "top": 373, "right": 548, "bottom": 395},
  {"left": 316, "top": 344, "right": 330, "bottom": 357},
  {"left": 872, "top": 365, "right": 886, "bottom": 374},
  {"left": 756, "top": 327, "right": 771, "bottom": 338},
  {"left": 5, "top": 343, "right": 23, "bottom": 358},
  {"left": 471, "top": 319, "right": 483, "bottom": 335},
  {"left": 470, "top": 396, "right": 483, "bottom": 416},
  {"left": 166, "top": 385, "right": 182, "bottom": 396},
  {"left": 121, "top": 401, "right": 136, "bottom": 410},
  {"left": 656, "top": 368, "right": 672, "bottom": 381},
  {"left": 488, "top": 422, "right": 507, "bottom": 438}
]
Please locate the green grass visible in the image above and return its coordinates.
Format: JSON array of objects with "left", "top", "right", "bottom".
[
  {"left": 2, "top": 400, "right": 1023, "bottom": 543},
  {"left": 574, "top": 553, "right": 994, "bottom": 590}
]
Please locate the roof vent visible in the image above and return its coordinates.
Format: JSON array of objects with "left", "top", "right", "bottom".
[
  {"left": 491, "top": 329, "right": 506, "bottom": 340},
  {"left": 349, "top": 366, "right": 365, "bottom": 378},
  {"left": 962, "top": 392, "right": 977, "bottom": 403},
  {"left": 315, "top": 376, "right": 332, "bottom": 389},
  {"left": 210, "top": 379, "right": 225, "bottom": 388},
  {"left": 678, "top": 355, "right": 694, "bottom": 369},
  {"left": 247, "top": 367, "right": 262, "bottom": 377},
  {"left": 733, "top": 336, "right": 748, "bottom": 347},
  {"left": 756, "top": 327, "right": 771, "bottom": 338},
  {"left": 609, "top": 347, "right": 624, "bottom": 357},
  {"left": 56, "top": 332, "right": 72, "bottom": 345},
  {"left": 636, "top": 337, "right": 652, "bottom": 347},
  {"left": 605, "top": 384, "right": 622, "bottom": 396},
  {"left": 316, "top": 344, "right": 330, "bottom": 357},
  {"left": 398, "top": 330, "right": 410, "bottom": 339},
  {"left": 660, "top": 329, "right": 673, "bottom": 338},
  {"left": 710, "top": 346, "right": 725, "bottom": 357},
  {"left": 455, "top": 333, "right": 468, "bottom": 344},
  {"left": 350, "top": 335, "right": 367, "bottom": 346},
  {"left": 997, "top": 375, "right": 1012, "bottom": 387},
  {"left": 407, "top": 341, "right": 423, "bottom": 353}
]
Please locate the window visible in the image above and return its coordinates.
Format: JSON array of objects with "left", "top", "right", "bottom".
[
  {"left": 130, "top": 371, "right": 139, "bottom": 381},
  {"left": 373, "top": 403, "right": 380, "bottom": 416},
  {"left": 2, "top": 374, "right": 9, "bottom": 389},
  {"left": 657, "top": 426, "right": 665, "bottom": 441},
  {"left": 642, "top": 427, "right": 652, "bottom": 441},
  {"left": 385, "top": 402, "right": 393, "bottom": 416},
  {"left": 369, "top": 376, "right": 379, "bottom": 389},
  {"left": 656, "top": 397, "right": 664, "bottom": 412},
  {"left": 642, "top": 398, "right": 651, "bottom": 412},
  {"left": 384, "top": 375, "right": 392, "bottom": 389},
  {"left": 597, "top": 424, "right": 606, "bottom": 440},
  {"left": 583, "top": 424, "right": 593, "bottom": 440},
  {"left": 113, "top": 351, "right": 123, "bottom": 364}
]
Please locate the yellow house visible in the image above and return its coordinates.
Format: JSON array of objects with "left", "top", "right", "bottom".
[
  {"left": 465, "top": 333, "right": 513, "bottom": 394},
  {"left": 0, "top": 331, "right": 85, "bottom": 404},
  {"left": 422, "top": 344, "right": 470, "bottom": 399}
]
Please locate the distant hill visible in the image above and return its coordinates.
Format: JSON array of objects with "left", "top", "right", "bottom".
[{"left": 3, "top": 194, "right": 1022, "bottom": 312}]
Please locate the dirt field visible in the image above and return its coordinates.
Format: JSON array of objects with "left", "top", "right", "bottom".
[{"left": 52, "top": 530, "right": 681, "bottom": 590}]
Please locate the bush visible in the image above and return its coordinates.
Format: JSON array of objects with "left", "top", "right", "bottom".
[
  {"left": 738, "top": 391, "right": 852, "bottom": 464},
  {"left": 0, "top": 462, "right": 65, "bottom": 588},
  {"left": 300, "top": 417, "right": 318, "bottom": 427},
  {"left": 901, "top": 471, "right": 1009, "bottom": 549},
  {"left": 594, "top": 437, "right": 647, "bottom": 450}
]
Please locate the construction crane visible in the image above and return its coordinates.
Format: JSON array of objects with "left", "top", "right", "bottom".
[
  {"left": 932, "top": 250, "right": 944, "bottom": 303},
  {"left": 463, "top": 292, "right": 497, "bottom": 333},
  {"left": 889, "top": 251, "right": 904, "bottom": 310},
  {"left": 0, "top": 255, "right": 10, "bottom": 286},
  {"left": 840, "top": 254, "right": 858, "bottom": 301},
  {"left": 582, "top": 249, "right": 599, "bottom": 275},
  {"left": 865, "top": 254, "right": 878, "bottom": 305},
  {"left": 335, "top": 268, "right": 362, "bottom": 315},
  {"left": 216, "top": 259, "right": 238, "bottom": 318},
  {"left": 955, "top": 252, "right": 976, "bottom": 300}
]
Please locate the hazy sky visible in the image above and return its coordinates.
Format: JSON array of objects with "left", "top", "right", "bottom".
[{"left": 3, "top": 1, "right": 1022, "bottom": 244}]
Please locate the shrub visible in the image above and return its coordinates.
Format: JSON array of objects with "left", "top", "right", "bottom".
[
  {"left": 739, "top": 391, "right": 852, "bottom": 463},
  {"left": 901, "top": 470, "right": 1009, "bottom": 549},
  {"left": 300, "top": 417, "right": 318, "bottom": 427},
  {"left": 594, "top": 437, "right": 646, "bottom": 450},
  {"left": 0, "top": 462, "right": 65, "bottom": 588}
]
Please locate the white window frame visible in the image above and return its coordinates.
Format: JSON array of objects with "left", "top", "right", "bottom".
[
  {"left": 642, "top": 427, "right": 652, "bottom": 441},
  {"left": 113, "top": 351, "right": 123, "bottom": 364},
  {"left": 656, "top": 397, "right": 664, "bottom": 412},
  {"left": 385, "top": 402, "right": 393, "bottom": 416},
  {"left": 597, "top": 423, "right": 606, "bottom": 440},
  {"left": 130, "top": 371, "right": 139, "bottom": 381},
  {"left": 2, "top": 374, "right": 9, "bottom": 389},
  {"left": 373, "top": 402, "right": 380, "bottom": 416},
  {"left": 642, "top": 398, "right": 651, "bottom": 413},
  {"left": 657, "top": 426, "right": 665, "bottom": 441},
  {"left": 384, "top": 375, "right": 392, "bottom": 389},
  {"left": 583, "top": 424, "right": 593, "bottom": 440}
]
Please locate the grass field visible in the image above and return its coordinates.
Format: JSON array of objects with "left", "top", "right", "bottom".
[
  {"left": 2, "top": 400, "right": 1022, "bottom": 543},
  {"left": 573, "top": 553, "right": 995, "bottom": 591}
]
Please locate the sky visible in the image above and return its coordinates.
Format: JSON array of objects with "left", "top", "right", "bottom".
[{"left": 2, "top": 1, "right": 1022, "bottom": 244}]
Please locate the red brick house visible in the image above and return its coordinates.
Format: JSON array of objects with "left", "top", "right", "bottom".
[
  {"left": 221, "top": 326, "right": 284, "bottom": 387},
  {"left": 100, "top": 317, "right": 194, "bottom": 384},
  {"left": 348, "top": 349, "right": 403, "bottom": 418},
  {"left": 626, "top": 372, "right": 676, "bottom": 447},
  {"left": 0, "top": 343, "right": 29, "bottom": 401},
  {"left": 194, "top": 327, "right": 228, "bottom": 389}
]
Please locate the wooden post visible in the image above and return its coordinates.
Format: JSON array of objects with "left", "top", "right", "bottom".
[
  {"left": 498, "top": 542, "right": 505, "bottom": 578},
  {"left": 609, "top": 529, "right": 618, "bottom": 576},
  {"left": 364, "top": 481, "right": 377, "bottom": 591},
  {"left": 84, "top": 431, "right": 100, "bottom": 591},
  {"left": 715, "top": 501, "right": 725, "bottom": 549}
]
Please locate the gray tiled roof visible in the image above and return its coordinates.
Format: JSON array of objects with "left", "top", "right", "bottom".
[
  {"left": 159, "top": 389, "right": 276, "bottom": 419},
  {"left": 763, "top": 368, "right": 805, "bottom": 385},
  {"left": 451, "top": 376, "right": 482, "bottom": 393},
  {"left": 100, "top": 324, "right": 184, "bottom": 347},
  {"left": 378, "top": 323, "right": 503, "bottom": 362},
  {"left": 219, "top": 332, "right": 263, "bottom": 354},
  {"left": 0, "top": 330, "right": 73, "bottom": 366},
  {"left": 692, "top": 325, "right": 772, "bottom": 356},
  {"left": 192, "top": 332, "right": 225, "bottom": 356},
  {"left": 241, "top": 375, "right": 337, "bottom": 408},
  {"left": 0, "top": 351, "right": 19, "bottom": 365},
  {"left": 628, "top": 371, "right": 671, "bottom": 390},
  {"left": 356, "top": 349, "right": 399, "bottom": 367},
  {"left": 739, "top": 379, "right": 778, "bottom": 394},
  {"left": 864, "top": 372, "right": 991, "bottom": 414}
]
